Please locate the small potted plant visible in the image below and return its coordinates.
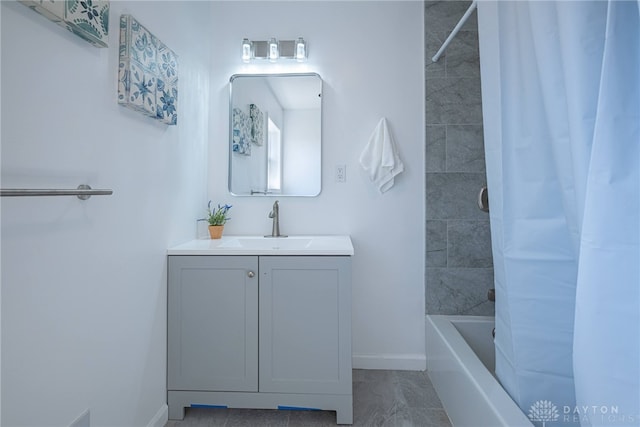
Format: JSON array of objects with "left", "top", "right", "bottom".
[{"left": 206, "top": 201, "right": 232, "bottom": 239}]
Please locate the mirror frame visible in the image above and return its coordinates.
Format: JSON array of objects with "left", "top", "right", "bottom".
[{"left": 228, "top": 73, "right": 323, "bottom": 197}]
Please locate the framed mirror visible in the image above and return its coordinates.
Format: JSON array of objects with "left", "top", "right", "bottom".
[{"left": 229, "top": 73, "right": 322, "bottom": 196}]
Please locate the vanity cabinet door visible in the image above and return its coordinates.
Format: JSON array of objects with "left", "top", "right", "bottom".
[
  {"left": 168, "top": 256, "right": 258, "bottom": 392},
  {"left": 259, "top": 256, "right": 352, "bottom": 395}
]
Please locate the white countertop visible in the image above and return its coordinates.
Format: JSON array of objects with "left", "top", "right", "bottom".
[{"left": 167, "top": 235, "right": 354, "bottom": 256}]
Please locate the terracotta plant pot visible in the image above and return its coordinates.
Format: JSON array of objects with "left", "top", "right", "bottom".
[{"left": 208, "top": 225, "right": 224, "bottom": 239}]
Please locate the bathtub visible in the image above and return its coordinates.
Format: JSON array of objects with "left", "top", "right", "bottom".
[{"left": 426, "top": 315, "right": 532, "bottom": 427}]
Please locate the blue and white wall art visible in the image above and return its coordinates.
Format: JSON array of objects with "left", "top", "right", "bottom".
[
  {"left": 232, "top": 107, "right": 251, "bottom": 155},
  {"left": 118, "top": 14, "right": 178, "bottom": 125},
  {"left": 249, "top": 103, "right": 265, "bottom": 146},
  {"left": 20, "top": 0, "right": 109, "bottom": 47}
]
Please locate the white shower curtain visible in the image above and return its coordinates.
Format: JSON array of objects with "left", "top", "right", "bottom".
[{"left": 477, "top": 1, "right": 639, "bottom": 426}]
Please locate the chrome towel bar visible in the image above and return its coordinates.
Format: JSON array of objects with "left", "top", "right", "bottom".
[{"left": 0, "top": 184, "right": 113, "bottom": 200}]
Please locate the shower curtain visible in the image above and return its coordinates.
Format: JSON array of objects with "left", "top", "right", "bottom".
[{"left": 477, "top": 1, "right": 639, "bottom": 426}]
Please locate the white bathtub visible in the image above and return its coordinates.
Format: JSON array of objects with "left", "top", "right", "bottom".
[{"left": 426, "top": 315, "right": 532, "bottom": 427}]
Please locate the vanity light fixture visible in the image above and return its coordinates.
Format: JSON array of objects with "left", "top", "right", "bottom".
[{"left": 241, "top": 37, "right": 307, "bottom": 62}]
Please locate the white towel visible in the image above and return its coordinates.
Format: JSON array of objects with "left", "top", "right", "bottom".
[{"left": 359, "top": 118, "right": 404, "bottom": 193}]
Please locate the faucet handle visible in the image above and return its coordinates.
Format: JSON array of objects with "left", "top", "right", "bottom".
[
  {"left": 267, "top": 200, "right": 286, "bottom": 238},
  {"left": 269, "top": 200, "right": 279, "bottom": 218}
]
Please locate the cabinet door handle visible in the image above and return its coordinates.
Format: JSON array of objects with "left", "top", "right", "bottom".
[{"left": 247, "top": 271, "right": 255, "bottom": 278}]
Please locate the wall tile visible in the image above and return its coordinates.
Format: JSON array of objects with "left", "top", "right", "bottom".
[
  {"left": 445, "top": 30, "right": 480, "bottom": 78},
  {"left": 447, "top": 220, "right": 492, "bottom": 267},
  {"left": 465, "top": 300, "right": 496, "bottom": 316},
  {"left": 426, "top": 173, "right": 488, "bottom": 220},
  {"left": 425, "top": 31, "right": 446, "bottom": 78},
  {"left": 425, "top": 1, "right": 477, "bottom": 35},
  {"left": 426, "top": 125, "right": 446, "bottom": 172},
  {"left": 425, "top": 0, "right": 493, "bottom": 318},
  {"left": 426, "top": 220, "right": 447, "bottom": 267},
  {"left": 426, "top": 267, "right": 494, "bottom": 315},
  {"left": 446, "top": 124, "right": 485, "bottom": 173},
  {"left": 426, "top": 78, "right": 482, "bottom": 125}
]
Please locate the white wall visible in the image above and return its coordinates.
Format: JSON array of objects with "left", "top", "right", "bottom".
[
  {"left": 208, "top": 1, "right": 426, "bottom": 369},
  {"left": 1, "top": 2, "right": 211, "bottom": 426}
]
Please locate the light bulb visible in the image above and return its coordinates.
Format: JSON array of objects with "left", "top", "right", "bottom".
[
  {"left": 242, "top": 38, "right": 252, "bottom": 63},
  {"left": 269, "top": 38, "right": 279, "bottom": 62},
  {"left": 295, "top": 37, "right": 306, "bottom": 62}
]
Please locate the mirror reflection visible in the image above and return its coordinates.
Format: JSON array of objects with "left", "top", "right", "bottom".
[{"left": 229, "top": 73, "right": 322, "bottom": 196}]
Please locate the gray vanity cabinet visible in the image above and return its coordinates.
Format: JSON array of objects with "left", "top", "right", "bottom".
[
  {"left": 259, "top": 256, "right": 352, "bottom": 395},
  {"left": 167, "top": 256, "right": 259, "bottom": 392},
  {"left": 167, "top": 254, "right": 353, "bottom": 424}
]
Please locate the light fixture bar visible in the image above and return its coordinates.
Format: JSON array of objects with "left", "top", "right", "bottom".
[{"left": 241, "top": 37, "right": 307, "bottom": 62}]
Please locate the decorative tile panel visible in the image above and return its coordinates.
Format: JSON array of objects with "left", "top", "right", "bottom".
[
  {"left": 232, "top": 108, "right": 251, "bottom": 155},
  {"left": 20, "top": 0, "right": 109, "bottom": 48},
  {"left": 118, "top": 14, "right": 178, "bottom": 125},
  {"left": 249, "top": 104, "right": 264, "bottom": 146}
]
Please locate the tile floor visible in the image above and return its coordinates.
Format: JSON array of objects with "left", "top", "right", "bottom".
[{"left": 165, "top": 369, "right": 452, "bottom": 427}]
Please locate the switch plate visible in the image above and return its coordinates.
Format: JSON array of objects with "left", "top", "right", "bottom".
[{"left": 335, "top": 165, "right": 346, "bottom": 183}]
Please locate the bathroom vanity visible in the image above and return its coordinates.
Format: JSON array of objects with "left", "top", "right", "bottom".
[{"left": 166, "top": 236, "right": 354, "bottom": 424}]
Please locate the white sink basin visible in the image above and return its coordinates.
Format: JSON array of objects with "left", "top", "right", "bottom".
[
  {"left": 219, "top": 237, "right": 313, "bottom": 250},
  {"left": 168, "top": 235, "right": 354, "bottom": 256}
]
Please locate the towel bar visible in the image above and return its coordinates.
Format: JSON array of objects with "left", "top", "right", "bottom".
[{"left": 0, "top": 184, "right": 113, "bottom": 200}]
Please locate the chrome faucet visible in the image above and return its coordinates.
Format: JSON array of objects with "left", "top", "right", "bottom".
[{"left": 266, "top": 200, "right": 287, "bottom": 238}]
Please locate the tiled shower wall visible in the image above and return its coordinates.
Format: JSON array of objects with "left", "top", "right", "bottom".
[{"left": 425, "top": 1, "right": 494, "bottom": 315}]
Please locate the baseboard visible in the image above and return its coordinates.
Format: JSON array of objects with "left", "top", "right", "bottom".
[
  {"left": 352, "top": 354, "right": 426, "bottom": 371},
  {"left": 146, "top": 404, "right": 168, "bottom": 427}
]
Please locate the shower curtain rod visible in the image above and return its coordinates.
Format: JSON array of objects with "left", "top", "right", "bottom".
[
  {"left": 0, "top": 184, "right": 113, "bottom": 200},
  {"left": 431, "top": 0, "right": 477, "bottom": 62}
]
